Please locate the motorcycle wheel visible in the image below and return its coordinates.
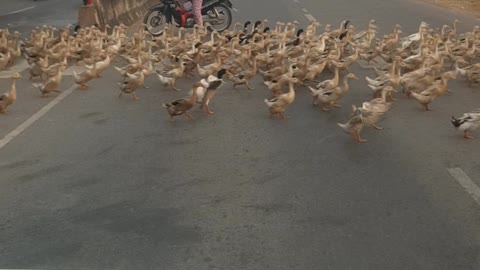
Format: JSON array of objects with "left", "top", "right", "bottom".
[
  {"left": 143, "top": 8, "right": 168, "bottom": 37},
  {"left": 203, "top": 3, "right": 232, "bottom": 33}
]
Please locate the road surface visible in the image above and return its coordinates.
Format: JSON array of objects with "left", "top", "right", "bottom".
[
  {"left": 0, "top": 0, "right": 79, "bottom": 36},
  {"left": 0, "top": 0, "right": 480, "bottom": 269}
]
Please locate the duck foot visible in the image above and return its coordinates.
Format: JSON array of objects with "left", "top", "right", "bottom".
[
  {"left": 279, "top": 113, "right": 290, "bottom": 120},
  {"left": 355, "top": 131, "right": 367, "bottom": 143},
  {"left": 464, "top": 131, "right": 474, "bottom": 140}
]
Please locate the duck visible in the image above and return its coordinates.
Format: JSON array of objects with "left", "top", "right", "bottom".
[
  {"left": 32, "top": 63, "right": 66, "bottom": 97},
  {"left": 309, "top": 73, "right": 358, "bottom": 111},
  {"left": 0, "top": 73, "right": 21, "bottom": 114},
  {"left": 156, "top": 60, "right": 188, "bottom": 91},
  {"left": 315, "top": 61, "right": 340, "bottom": 90},
  {"left": 199, "top": 68, "right": 230, "bottom": 115},
  {"left": 451, "top": 108, "right": 480, "bottom": 139},
  {"left": 117, "top": 71, "right": 145, "bottom": 100},
  {"left": 73, "top": 67, "right": 100, "bottom": 89},
  {"left": 229, "top": 58, "right": 258, "bottom": 90},
  {"left": 409, "top": 71, "right": 457, "bottom": 111},
  {"left": 197, "top": 50, "right": 225, "bottom": 78},
  {"left": 360, "top": 86, "right": 396, "bottom": 130},
  {"left": 264, "top": 77, "right": 299, "bottom": 120},
  {"left": 0, "top": 51, "right": 11, "bottom": 70},
  {"left": 163, "top": 83, "right": 201, "bottom": 123},
  {"left": 337, "top": 105, "right": 368, "bottom": 143}
]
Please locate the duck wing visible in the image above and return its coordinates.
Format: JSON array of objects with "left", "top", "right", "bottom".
[
  {"left": 207, "top": 80, "right": 222, "bottom": 90},
  {"left": 360, "top": 108, "right": 384, "bottom": 127}
]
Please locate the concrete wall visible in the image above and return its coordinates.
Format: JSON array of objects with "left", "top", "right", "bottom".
[{"left": 79, "top": 0, "right": 158, "bottom": 27}]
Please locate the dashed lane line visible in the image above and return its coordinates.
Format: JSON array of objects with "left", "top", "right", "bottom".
[
  {"left": 0, "top": 59, "right": 30, "bottom": 79},
  {"left": 447, "top": 167, "right": 480, "bottom": 207},
  {"left": 4, "top": 6, "right": 36, "bottom": 16},
  {"left": 0, "top": 84, "right": 78, "bottom": 150},
  {"left": 301, "top": 8, "right": 308, "bottom": 13},
  {"left": 304, "top": 14, "right": 317, "bottom": 23}
]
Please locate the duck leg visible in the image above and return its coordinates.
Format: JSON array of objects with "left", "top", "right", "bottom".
[
  {"left": 355, "top": 131, "right": 367, "bottom": 143},
  {"left": 185, "top": 112, "right": 193, "bottom": 120},
  {"left": 205, "top": 104, "right": 214, "bottom": 115},
  {"left": 172, "top": 80, "right": 180, "bottom": 91},
  {"left": 423, "top": 104, "right": 433, "bottom": 111},
  {"left": 131, "top": 92, "right": 140, "bottom": 100},
  {"left": 464, "top": 131, "right": 474, "bottom": 140},
  {"left": 246, "top": 81, "right": 254, "bottom": 90}
]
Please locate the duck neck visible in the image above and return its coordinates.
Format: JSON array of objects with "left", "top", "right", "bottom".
[
  {"left": 441, "top": 75, "right": 450, "bottom": 87},
  {"left": 342, "top": 76, "right": 350, "bottom": 92},
  {"left": 251, "top": 58, "right": 258, "bottom": 73},
  {"left": 380, "top": 90, "right": 388, "bottom": 102},
  {"left": 10, "top": 78, "right": 17, "bottom": 99},
  {"left": 333, "top": 66, "right": 339, "bottom": 84},
  {"left": 287, "top": 80, "right": 295, "bottom": 97}
]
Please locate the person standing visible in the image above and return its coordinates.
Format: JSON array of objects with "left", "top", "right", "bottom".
[{"left": 191, "top": 0, "right": 203, "bottom": 27}]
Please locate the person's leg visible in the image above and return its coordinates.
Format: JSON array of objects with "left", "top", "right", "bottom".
[{"left": 192, "top": 0, "right": 203, "bottom": 27}]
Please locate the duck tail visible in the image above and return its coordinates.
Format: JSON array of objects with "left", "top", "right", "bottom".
[{"left": 337, "top": 122, "right": 348, "bottom": 132}]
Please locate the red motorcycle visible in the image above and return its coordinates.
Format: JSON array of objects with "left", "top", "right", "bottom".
[{"left": 144, "top": 0, "right": 233, "bottom": 36}]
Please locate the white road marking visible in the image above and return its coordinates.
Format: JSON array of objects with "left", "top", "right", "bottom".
[
  {"left": 0, "top": 59, "right": 30, "bottom": 79},
  {"left": 447, "top": 167, "right": 480, "bottom": 206},
  {"left": 304, "top": 14, "right": 317, "bottom": 23},
  {"left": 63, "top": 65, "right": 87, "bottom": 76},
  {"left": 5, "top": 6, "right": 36, "bottom": 16},
  {"left": 0, "top": 84, "right": 78, "bottom": 150},
  {"left": 301, "top": 8, "right": 308, "bottom": 13},
  {"left": 293, "top": 0, "right": 299, "bottom": 3}
]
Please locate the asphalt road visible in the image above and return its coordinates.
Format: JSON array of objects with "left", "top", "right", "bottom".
[
  {"left": 1, "top": 0, "right": 480, "bottom": 269},
  {"left": 0, "top": 0, "right": 79, "bottom": 36}
]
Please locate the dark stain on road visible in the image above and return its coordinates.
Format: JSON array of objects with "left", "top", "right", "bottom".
[
  {"left": 1, "top": 240, "right": 83, "bottom": 267},
  {"left": 72, "top": 201, "right": 201, "bottom": 244},
  {"left": 79, "top": 112, "right": 102, "bottom": 119},
  {"left": 67, "top": 176, "right": 103, "bottom": 189},
  {"left": 93, "top": 118, "right": 108, "bottom": 125},
  {"left": 95, "top": 144, "right": 116, "bottom": 157},
  {"left": 163, "top": 177, "right": 213, "bottom": 192},
  {"left": 15, "top": 164, "right": 68, "bottom": 182},
  {"left": 0, "top": 158, "right": 40, "bottom": 170},
  {"left": 241, "top": 203, "right": 293, "bottom": 214}
]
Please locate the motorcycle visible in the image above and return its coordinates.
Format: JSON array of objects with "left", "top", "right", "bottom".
[{"left": 144, "top": 0, "right": 233, "bottom": 36}]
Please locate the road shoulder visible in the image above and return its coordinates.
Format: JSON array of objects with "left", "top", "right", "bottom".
[{"left": 419, "top": 0, "right": 480, "bottom": 19}]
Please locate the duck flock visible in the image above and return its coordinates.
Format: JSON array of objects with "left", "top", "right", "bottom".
[{"left": 0, "top": 19, "right": 480, "bottom": 143}]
